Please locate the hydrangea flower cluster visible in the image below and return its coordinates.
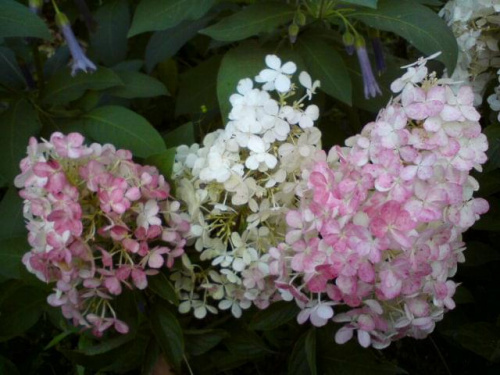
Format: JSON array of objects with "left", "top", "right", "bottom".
[
  {"left": 15, "top": 133, "right": 189, "bottom": 336},
  {"left": 440, "top": 0, "right": 500, "bottom": 120},
  {"left": 172, "top": 55, "right": 323, "bottom": 319},
  {"left": 269, "top": 55, "right": 489, "bottom": 348}
]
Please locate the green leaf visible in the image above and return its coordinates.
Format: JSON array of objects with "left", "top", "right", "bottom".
[
  {"left": 148, "top": 272, "right": 179, "bottom": 305},
  {"left": 0, "top": 186, "right": 26, "bottom": 240},
  {"left": 90, "top": 0, "right": 130, "bottom": 67},
  {"left": 185, "top": 329, "right": 228, "bottom": 356},
  {"left": 43, "top": 46, "right": 70, "bottom": 79},
  {"left": 114, "top": 291, "right": 140, "bottom": 335},
  {"left": 200, "top": 2, "right": 294, "bottom": 42},
  {"left": 101, "top": 332, "right": 149, "bottom": 373},
  {"left": 225, "top": 327, "right": 272, "bottom": 359},
  {"left": 297, "top": 35, "right": 352, "bottom": 105},
  {"left": 217, "top": 43, "right": 267, "bottom": 123},
  {"left": 62, "top": 332, "right": 149, "bottom": 372},
  {"left": 288, "top": 332, "right": 312, "bottom": 375},
  {"left": 340, "top": 0, "right": 378, "bottom": 7},
  {"left": 42, "top": 67, "right": 123, "bottom": 106},
  {"left": 145, "top": 148, "right": 177, "bottom": 181},
  {"left": 305, "top": 329, "right": 317, "bottom": 375},
  {"left": 107, "top": 70, "right": 169, "bottom": 98},
  {"left": 163, "top": 122, "right": 196, "bottom": 148},
  {"left": 444, "top": 322, "right": 500, "bottom": 362},
  {"left": 463, "top": 241, "right": 500, "bottom": 267},
  {"left": 79, "top": 333, "right": 136, "bottom": 356},
  {"left": 150, "top": 304, "right": 184, "bottom": 372},
  {"left": 0, "top": 355, "right": 19, "bottom": 375},
  {"left": 0, "top": 237, "right": 29, "bottom": 279},
  {"left": 141, "top": 338, "right": 161, "bottom": 375},
  {"left": 113, "top": 60, "right": 144, "bottom": 72},
  {"left": 477, "top": 170, "right": 500, "bottom": 197},
  {"left": 350, "top": 0, "right": 458, "bottom": 73},
  {"left": 0, "top": 0, "right": 51, "bottom": 39},
  {"left": 204, "top": 350, "right": 249, "bottom": 373},
  {"left": 188, "top": 0, "right": 215, "bottom": 19},
  {"left": 128, "top": 0, "right": 215, "bottom": 37},
  {"left": 484, "top": 125, "right": 500, "bottom": 171},
  {"left": 0, "top": 285, "right": 46, "bottom": 342},
  {"left": 176, "top": 55, "right": 221, "bottom": 116},
  {"left": 0, "top": 98, "right": 41, "bottom": 181},
  {"left": 84, "top": 105, "right": 166, "bottom": 158},
  {"left": 145, "top": 17, "right": 211, "bottom": 73},
  {"left": 317, "top": 330, "right": 400, "bottom": 375},
  {"left": 249, "top": 301, "right": 299, "bottom": 331},
  {"left": 44, "top": 328, "right": 79, "bottom": 350},
  {"left": 0, "top": 46, "right": 26, "bottom": 89},
  {"left": 72, "top": 90, "right": 102, "bottom": 112}
]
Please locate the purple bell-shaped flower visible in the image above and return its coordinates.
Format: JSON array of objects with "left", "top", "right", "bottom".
[
  {"left": 355, "top": 36, "right": 382, "bottom": 99},
  {"left": 56, "top": 11, "right": 96, "bottom": 76},
  {"left": 369, "top": 30, "right": 386, "bottom": 75}
]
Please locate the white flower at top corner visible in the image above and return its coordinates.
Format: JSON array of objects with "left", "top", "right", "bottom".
[{"left": 255, "top": 55, "right": 297, "bottom": 93}]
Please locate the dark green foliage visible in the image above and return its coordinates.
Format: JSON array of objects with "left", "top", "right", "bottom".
[{"left": 0, "top": 0, "right": 497, "bottom": 374}]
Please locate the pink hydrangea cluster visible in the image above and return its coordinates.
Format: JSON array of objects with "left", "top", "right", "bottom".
[
  {"left": 269, "top": 57, "right": 489, "bottom": 348},
  {"left": 15, "top": 132, "right": 189, "bottom": 336}
]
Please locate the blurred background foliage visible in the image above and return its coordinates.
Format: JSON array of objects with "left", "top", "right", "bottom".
[{"left": 0, "top": 0, "right": 499, "bottom": 374}]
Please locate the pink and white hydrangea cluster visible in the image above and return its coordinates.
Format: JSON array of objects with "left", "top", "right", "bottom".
[
  {"left": 440, "top": 0, "right": 500, "bottom": 121},
  {"left": 172, "top": 55, "right": 323, "bottom": 319},
  {"left": 269, "top": 55, "right": 489, "bottom": 348},
  {"left": 15, "top": 133, "right": 189, "bottom": 336}
]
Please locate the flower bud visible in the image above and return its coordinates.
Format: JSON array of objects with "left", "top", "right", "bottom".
[
  {"left": 29, "top": 0, "right": 42, "bottom": 14},
  {"left": 342, "top": 32, "right": 355, "bottom": 55},
  {"left": 295, "top": 11, "right": 306, "bottom": 26},
  {"left": 55, "top": 11, "right": 70, "bottom": 28},
  {"left": 288, "top": 23, "right": 300, "bottom": 44}
]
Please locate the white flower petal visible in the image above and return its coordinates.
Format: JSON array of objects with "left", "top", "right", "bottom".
[
  {"left": 299, "top": 71, "right": 312, "bottom": 89},
  {"left": 281, "top": 61, "right": 297, "bottom": 74},
  {"left": 194, "top": 305, "right": 207, "bottom": 319},
  {"left": 219, "top": 300, "right": 233, "bottom": 310},
  {"left": 179, "top": 301, "right": 191, "bottom": 314},
  {"left": 265, "top": 54, "right": 281, "bottom": 70},
  {"left": 247, "top": 136, "right": 266, "bottom": 153},
  {"left": 231, "top": 303, "right": 242, "bottom": 318},
  {"left": 257, "top": 69, "right": 278, "bottom": 82},
  {"left": 316, "top": 305, "right": 334, "bottom": 319},
  {"left": 305, "top": 105, "right": 319, "bottom": 120},
  {"left": 335, "top": 327, "right": 354, "bottom": 344},
  {"left": 232, "top": 258, "right": 246, "bottom": 272},
  {"left": 274, "top": 74, "right": 291, "bottom": 93},
  {"left": 237, "top": 78, "right": 253, "bottom": 94},
  {"left": 245, "top": 155, "right": 259, "bottom": 170}
]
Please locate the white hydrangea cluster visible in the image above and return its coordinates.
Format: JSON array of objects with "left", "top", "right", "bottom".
[
  {"left": 171, "top": 55, "right": 322, "bottom": 319},
  {"left": 440, "top": 0, "right": 500, "bottom": 121}
]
